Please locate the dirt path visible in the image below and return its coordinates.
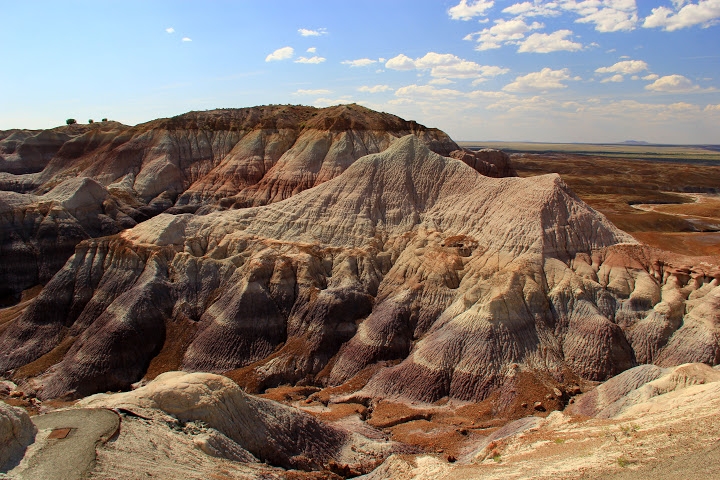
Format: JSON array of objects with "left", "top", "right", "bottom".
[{"left": 8, "top": 408, "right": 119, "bottom": 479}]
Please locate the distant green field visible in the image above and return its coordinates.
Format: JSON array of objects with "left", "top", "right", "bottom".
[{"left": 457, "top": 141, "right": 720, "bottom": 162}]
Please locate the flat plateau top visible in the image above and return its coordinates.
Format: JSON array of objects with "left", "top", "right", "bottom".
[{"left": 457, "top": 141, "right": 720, "bottom": 162}]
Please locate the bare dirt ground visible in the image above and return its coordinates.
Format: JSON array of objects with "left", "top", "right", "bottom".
[
  {"left": 362, "top": 380, "right": 720, "bottom": 479},
  {"left": 508, "top": 152, "right": 720, "bottom": 257}
]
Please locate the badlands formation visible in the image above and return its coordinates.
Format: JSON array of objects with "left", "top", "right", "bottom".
[{"left": 1, "top": 105, "right": 720, "bottom": 478}]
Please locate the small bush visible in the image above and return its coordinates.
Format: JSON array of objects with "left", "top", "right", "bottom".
[
  {"left": 617, "top": 456, "right": 629, "bottom": 468},
  {"left": 66, "top": 118, "right": 77, "bottom": 125},
  {"left": 88, "top": 119, "right": 94, "bottom": 123},
  {"left": 101, "top": 118, "right": 108, "bottom": 122}
]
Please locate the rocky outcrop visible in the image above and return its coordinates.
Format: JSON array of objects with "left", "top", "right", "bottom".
[
  {"left": 0, "top": 178, "right": 138, "bottom": 300},
  {"left": 0, "top": 105, "right": 472, "bottom": 299},
  {"left": 448, "top": 148, "right": 516, "bottom": 178},
  {"left": 3, "top": 134, "right": 718, "bottom": 405},
  {"left": 569, "top": 362, "right": 720, "bottom": 418},
  {"left": 0, "top": 401, "right": 36, "bottom": 471},
  {"left": 78, "top": 371, "right": 390, "bottom": 472}
]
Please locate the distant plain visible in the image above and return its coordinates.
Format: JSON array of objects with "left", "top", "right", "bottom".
[
  {"left": 461, "top": 142, "right": 720, "bottom": 257},
  {"left": 459, "top": 141, "right": 720, "bottom": 162}
]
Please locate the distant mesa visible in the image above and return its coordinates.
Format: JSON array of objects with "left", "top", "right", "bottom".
[{"left": 620, "top": 140, "right": 651, "bottom": 145}]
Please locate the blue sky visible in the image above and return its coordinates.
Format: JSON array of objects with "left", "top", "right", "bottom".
[{"left": 1, "top": 0, "right": 719, "bottom": 143}]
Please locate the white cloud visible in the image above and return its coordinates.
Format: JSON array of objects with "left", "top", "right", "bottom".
[
  {"left": 631, "top": 75, "right": 640, "bottom": 80},
  {"left": 643, "top": 73, "right": 660, "bottom": 80},
  {"left": 467, "top": 18, "right": 544, "bottom": 50},
  {"left": 396, "top": 84, "right": 464, "bottom": 97},
  {"left": 432, "top": 61, "right": 509, "bottom": 79},
  {"left": 358, "top": 85, "right": 392, "bottom": 93},
  {"left": 503, "top": 1, "right": 561, "bottom": 17},
  {"left": 517, "top": 30, "right": 583, "bottom": 53},
  {"left": 294, "top": 89, "right": 332, "bottom": 95},
  {"left": 448, "top": 0, "right": 494, "bottom": 20},
  {"left": 165, "top": 27, "right": 175, "bottom": 34},
  {"left": 595, "top": 60, "right": 649, "bottom": 74},
  {"left": 182, "top": 37, "right": 192, "bottom": 42},
  {"left": 342, "top": 58, "right": 377, "bottom": 67},
  {"left": 487, "top": 95, "right": 568, "bottom": 113},
  {"left": 503, "top": 67, "right": 576, "bottom": 92},
  {"left": 265, "top": 47, "right": 294, "bottom": 62},
  {"left": 385, "top": 54, "right": 416, "bottom": 70},
  {"left": 414, "top": 52, "right": 462, "bottom": 68},
  {"left": 294, "top": 56, "right": 326, "bottom": 64},
  {"left": 601, "top": 74, "right": 625, "bottom": 83},
  {"left": 467, "top": 90, "right": 513, "bottom": 99},
  {"left": 430, "top": 78, "right": 456, "bottom": 85},
  {"left": 312, "top": 96, "right": 356, "bottom": 107},
  {"left": 645, "top": 74, "right": 705, "bottom": 92},
  {"left": 307, "top": 47, "right": 317, "bottom": 53},
  {"left": 298, "top": 28, "right": 328, "bottom": 36},
  {"left": 385, "top": 52, "right": 509, "bottom": 80},
  {"left": 643, "top": 0, "right": 720, "bottom": 31},
  {"left": 705, "top": 104, "right": 720, "bottom": 111},
  {"left": 562, "top": 0, "right": 639, "bottom": 32}
]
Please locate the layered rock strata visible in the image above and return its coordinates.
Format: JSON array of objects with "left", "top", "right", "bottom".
[
  {"left": 1, "top": 105, "right": 492, "bottom": 299},
  {"left": 2, "top": 134, "right": 718, "bottom": 404},
  {"left": 79, "top": 371, "right": 393, "bottom": 472}
]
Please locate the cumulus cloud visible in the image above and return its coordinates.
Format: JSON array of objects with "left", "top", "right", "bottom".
[
  {"left": 294, "top": 56, "right": 326, "bottom": 64},
  {"left": 385, "top": 52, "right": 509, "bottom": 80},
  {"left": 298, "top": 28, "right": 328, "bottom": 36},
  {"left": 497, "top": 1, "right": 639, "bottom": 32},
  {"left": 165, "top": 27, "right": 175, "bottom": 34},
  {"left": 503, "top": 67, "right": 577, "bottom": 92},
  {"left": 601, "top": 74, "right": 625, "bottom": 82},
  {"left": 385, "top": 54, "right": 416, "bottom": 70},
  {"left": 595, "top": 60, "right": 649, "bottom": 74},
  {"left": 265, "top": 47, "right": 294, "bottom": 62},
  {"left": 294, "top": 89, "right": 332, "bottom": 95},
  {"left": 466, "top": 18, "right": 544, "bottom": 50},
  {"left": 182, "top": 37, "right": 192, "bottom": 42},
  {"left": 643, "top": 73, "right": 660, "bottom": 80},
  {"left": 645, "top": 74, "right": 705, "bottom": 92},
  {"left": 307, "top": 47, "right": 317, "bottom": 53},
  {"left": 395, "top": 84, "right": 464, "bottom": 97},
  {"left": 644, "top": 0, "right": 720, "bottom": 31},
  {"left": 448, "top": 0, "right": 494, "bottom": 20},
  {"left": 342, "top": 58, "right": 377, "bottom": 67},
  {"left": 562, "top": 0, "right": 639, "bottom": 32},
  {"left": 358, "top": 85, "right": 392, "bottom": 93},
  {"left": 517, "top": 30, "right": 583, "bottom": 52},
  {"left": 467, "top": 90, "right": 514, "bottom": 99},
  {"left": 312, "top": 96, "right": 356, "bottom": 107},
  {"left": 503, "top": 1, "right": 561, "bottom": 17},
  {"left": 705, "top": 104, "right": 720, "bottom": 111},
  {"left": 430, "top": 78, "right": 456, "bottom": 85}
]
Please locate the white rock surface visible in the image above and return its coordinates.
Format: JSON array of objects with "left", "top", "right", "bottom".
[{"left": 0, "top": 400, "right": 37, "bottom": 471}]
